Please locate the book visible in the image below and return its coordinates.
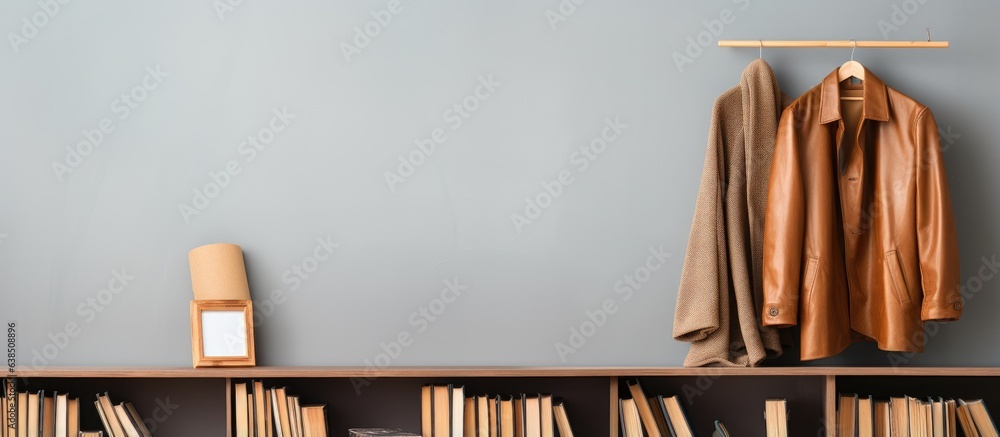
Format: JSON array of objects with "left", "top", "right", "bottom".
[
  {"left": 452, "top": 386, "right": 464, "bottom": 437},
  {"left": 965, "top": 399, "right": 999, "bottom": 437},
  {"left": 523, "top": 396, "right": 539, "bottom": 437},
  {"left": 713, "top": 420, "right": 731, "bottom": 437},
  {"left": 297, "top": 398, "right": 306, "bottom": 437},
  {"left": 924, "top": 401, "right": 932, "bottom": 437},
  {"left": 272, "top": 387, "right": 293, "bottom": 437},
  {"left": 906, "top": 396, "right": 927, "bottom": 437},
  {"left": 93, "top": 397, "right": 109, "bottom": 436},
  {"left": 433, "top": 385, "right": 452, "bottom": 437},
  {"left": 890, "top": 397, "right": 909, "bottom": 437},
  {"left": 957, "top": 400, "right": 979, "bottom": 437},
  {"left": 17, "top": 391, "right": 27, "bottom": 437},
  {"left": 27, "top": 392, "right": 39, "bottom": 437},
  {"left": 54, "top": 394, "right": 67, "bottom": 437},
  {"left": 236, "top": 383, "right": 250, "bottom": 437},
  {"left": 499, "top": 397, "right": 514, "bottom": 437},
  {"left": 123, "top": 403, "right": 150, "bottom": 437},
  {"left": 1, "top": 391, "right": 5, "bottom": 437},
  {"left": 765, "top": 398, "right": 788, "bottom": 437},
  {"left": 264, "top": 388, "right": 273, "bottom": 437},
  {"left": 552, "top": 402, "right": 573, "bottom": 437},
  {"left": 476, "top": 396, "right": 489, "bottom": 437},
  {"left": 288, "top": 395, "right": 302, "bottom": 437},
  {"left": 464, "top": 398, "right": 475, "bottom": 437},
  {"left": 347, "top": 430, "right": 419, "bottom": 437},
  {"left": 301, "top": 405, "right": 328, "bottom": 437},
  {"left": 270, "top": 389, "right": 281, "bottom": 437},
  {"left": 838, "top": 394, "right": 857, "bottom": 437},
  {"left": 113, "top": 404, "right": 140, "bottom": 437},
  {"left": 248, "top": 394, "right": 255, "bottom": 437},
  {"left": 931, "top": 398, "right": 944, "bottom": 437},
  {"left": 79, "top": 433, "right": 104, "bottom": 437},
  {"left": 488, "top": 396, "right": 499, "bottom": 437},
  {"left": 3, "top": 393, "right": 8, "bottom": 437},
  {"left": 655, "top": 396, "right": 678, "bottom": 437},
  {"left": 662, "top": 396, "right": 693, "bottom": 437},
  {"left": 512, "top": 395, "right": 523, "bottom": 437},
  {"left": 945, "top": 399, "right": 957, "bottom": 437},
  {"left": 858, "top": 395, "right": 873, "bottom": 437},
  {"left": 2, "top": 379, "right": 11, "bottom": 437},
  {"left": 42, "top": 393, "right": 54, "bottom": 437},
  {"left": 254, "top": 381, "right": 268, "bottom": 437},
  {"left": 421, "top": 385, "right": 433, "bottom": 437},
  {"left": 538, "top": 394, "right": 553, "bottom": 437},
  {"left": 648, "top": 397, "right": 671, "bottom": 437},
  {"left": 874, "top": 401, "right": 890, "bottom": 437},
  {"left": 619, "top": 398, "right": 642, "bottom": 437},
  {"left": 626, "top": 380, "right": 661, "bottom": 437}
]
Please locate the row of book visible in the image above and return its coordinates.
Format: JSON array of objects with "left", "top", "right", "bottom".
[
  {"left": 836, "top": 394, "right": 999, "bottom": 437},
  {"left": 617, "top": 380, "right": 694, "bottom": 437},
  {"left": 1, "top": 379, "right": 141, "bottom": 437},
  {"left": 419, "top": 384, "right": 575, "bottom": 437},
  {"left": 2, "top": 388, "right": 83, "bottom": 437},
  {"left": 233, "top": 381, "right": 329, "bottom": 437},
  {"left": 619, "top": 381, "right": 793, "bottom": 437}
]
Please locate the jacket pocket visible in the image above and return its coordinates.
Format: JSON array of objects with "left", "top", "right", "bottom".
[
  {"left": 803, "top": 256, "right": 820, "bottom": 303},
  {"left": 886, "top": 250, "right": 911, "bottom": 303}
]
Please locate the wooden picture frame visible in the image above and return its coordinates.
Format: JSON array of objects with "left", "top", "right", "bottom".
[{"left": 190, "top": 300, "right": 256, "bottom": 368}]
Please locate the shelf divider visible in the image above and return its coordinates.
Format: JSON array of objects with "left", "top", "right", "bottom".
[
  {"left": 225, "top": 377, "right": 233, "bottom": 437},
  {"left": 824, "top": 375, "right": 837, "bottom": 437},
  {"left": 610, "top": 377, "right": 619, "bottom": 437}
]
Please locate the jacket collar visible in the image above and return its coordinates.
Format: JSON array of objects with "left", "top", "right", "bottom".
[{"left": 818, "top": 65, "right": 889, "bottom": 124}]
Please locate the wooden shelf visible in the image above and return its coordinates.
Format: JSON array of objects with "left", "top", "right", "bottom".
[
  {"left": 14, "top": 366, "right": 1000, "bottom": 378},
  {"left": 14, "top": 366, "right": 1000, "bottom": 436}
]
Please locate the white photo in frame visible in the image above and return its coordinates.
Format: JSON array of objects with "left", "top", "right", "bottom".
[
  {"left": 190, "top": 300, "right": 256, "bottom": 367},
  {"left": 201, "top": 310, "right": 248, "bottom": 357}
]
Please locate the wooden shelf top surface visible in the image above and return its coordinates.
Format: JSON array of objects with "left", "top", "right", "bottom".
[{"left": 10, "top": 366, "right": 1000, "bottom": 378}]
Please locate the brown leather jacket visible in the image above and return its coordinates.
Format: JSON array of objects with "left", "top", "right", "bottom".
[{"left": 761, "top": 67, "right": 962, "bottom": 360}]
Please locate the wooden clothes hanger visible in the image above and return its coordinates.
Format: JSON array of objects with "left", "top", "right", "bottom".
[{"left": 838, "top": 39, "right": 864, "bottom": 101}]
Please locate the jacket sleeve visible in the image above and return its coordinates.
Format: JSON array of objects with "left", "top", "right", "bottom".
[
  {"left": 762, "top": 108, "right": 805, "bottom": 328},
  {"left": 914, "top": 108, "right": 963, "bottom": 321},
  {"left": 672, "top": 105, "right": 725, "bottom": 343}
]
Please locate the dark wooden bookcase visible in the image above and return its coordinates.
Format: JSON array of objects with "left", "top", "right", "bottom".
[{"left": 13, "top": 367, "right": 1000, "bottom": 436}]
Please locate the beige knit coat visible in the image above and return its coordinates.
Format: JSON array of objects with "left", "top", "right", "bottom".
[{"left": 672, "top": 59, "right": 787, "bottom": 367}]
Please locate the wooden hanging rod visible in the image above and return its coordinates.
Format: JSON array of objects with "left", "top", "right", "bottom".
[{"left": 718, "top": 40, "right": 948, "bottom": 49}]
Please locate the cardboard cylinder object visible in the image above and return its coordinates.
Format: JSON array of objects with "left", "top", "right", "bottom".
[{"left": 188, "top": 243, "right": 251, "bottom": 300}]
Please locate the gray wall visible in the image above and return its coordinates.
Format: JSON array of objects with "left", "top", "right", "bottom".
[{"left": 1, "top": 0, "right": 998, "bottom": 368}]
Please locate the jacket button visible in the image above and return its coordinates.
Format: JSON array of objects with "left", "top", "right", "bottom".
[
  {"left": 954, "top": 302, "right": 963, "bottom": 310},
  {"left": 769, "top": 308, "right": 778, "bottom": 317}
]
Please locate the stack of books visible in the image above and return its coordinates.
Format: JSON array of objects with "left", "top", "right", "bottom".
[
  {"left": 419, "top": 384, "right": 575, "bottom": 436},
  {"left": 837, "top": 393, "right": 999, "bottom": 437},
  {"left": 1, "top": 378, "right": 122, "bottom": 437},
  {"left": 618, "top": 380, "right": 694, "bottom": 437},
  {"left": 233, "top": 381, "right": 329, "bottom": 437},
  {"left": 93, "top": 392, "right": 151, "bottom": 437}
]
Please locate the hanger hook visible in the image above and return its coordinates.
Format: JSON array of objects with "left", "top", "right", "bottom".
[
  {"left": 758, "top": 39, "right": 763, "bottom": 59},
  {"left": 850, "top": 39, "right": 857, "bottom": 61}
]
